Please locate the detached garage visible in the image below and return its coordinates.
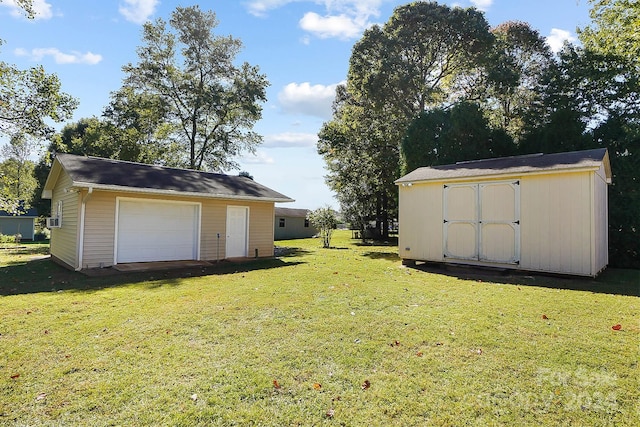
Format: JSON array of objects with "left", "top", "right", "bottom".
[
  {"left": 395, "top": 148, "right": 611, "bottom": 277},
  {"left": 42, "top": 154, "right": 293, "bottom": 271}
]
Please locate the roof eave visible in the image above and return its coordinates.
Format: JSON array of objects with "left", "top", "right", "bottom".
[
  {"left": 70, "top": 182, "right": 295, "bottom": 203},
  {"left": 395, "top": 165, "right": 604, "bottom": 185}
]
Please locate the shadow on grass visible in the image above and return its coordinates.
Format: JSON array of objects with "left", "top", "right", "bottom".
[
  {"left": 361, "top": 251, "right": 401, "bottom": 261},
  {"left": 407, "top": 261, "right": 640, "bottom": 297},
  {"left": 0, "top": 257, "right": 305, "bottom": 297},
  {"left": 354, "top": 238, "right": 398, "bottom": 247},
  {"left": 274, "top": 246, "right": 312, "bottom": 257}
]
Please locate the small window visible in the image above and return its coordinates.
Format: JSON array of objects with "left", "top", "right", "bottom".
[
  {"left": 279, "top": 218, "right": 285, "bottom": 228},
  {"left": 304, "top": 218, "right": 310, "bottom": 228}
]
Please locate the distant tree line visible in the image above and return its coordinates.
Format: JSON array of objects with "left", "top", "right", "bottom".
[{"left": 317, "top": 0, "right": 639, "bottom": 268}]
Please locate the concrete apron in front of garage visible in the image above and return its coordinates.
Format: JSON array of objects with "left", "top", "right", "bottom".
[{"left": 81, "top": 258, "right": 257, "bottom": 276}]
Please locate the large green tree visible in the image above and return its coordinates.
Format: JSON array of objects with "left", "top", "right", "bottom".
[
  {"left": 120, "top": 5, "right": 269, "bottom": 172},
  {"left": 319, "top": 2, "right": 494, "bottom": 238},
  {"left": 0, "top": 61, "right": 77, "bottom": 140},
  {"left": 0, "top": 135, "right": 37, "bottom": 214},
  {"left": 482, "top": 21, "right": 553, "bottom": 141},
  {"left": 101, "top": 87, "right": 179, "bottom": 166},
  {"left": 401, "top": 101, "right": 515, "bottom": 174},
  {"left": 579, "top": 0, "right": 640, "bottom": 68}
]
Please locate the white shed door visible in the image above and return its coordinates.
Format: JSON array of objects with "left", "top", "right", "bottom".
[
  {"left": 443, "top": 184, "right": 478, "bottom": 260},
  {"left": 116, "top": 200, "right": 199, "bottom": 263},
  {"left": 226, "top": 206, "right": 248, "bottom": 258},
  {"left": 444, "top": 181, "right": 520, "bottom": 264}
]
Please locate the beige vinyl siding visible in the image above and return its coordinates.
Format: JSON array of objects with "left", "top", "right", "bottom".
[
  {"left": 81, "top": 191, "right": 117, "bottom": 269},
  {"left": 200, "top": 199, "right": 228, "bottom": 261},
  {"left": 398, "top": 182, "right": 443, "bottom": 262},
  {"left": 520, "top": 172, "right": 593, "bottom": 276},
  {"left": 50, "top": 171, "right": 80, "bottom": 269},
  {"left": 77, "top": 191, "right": 276, "bottom": 267},
  {"left": 247, "top": 202, "right": 275, "bottom": 258}
]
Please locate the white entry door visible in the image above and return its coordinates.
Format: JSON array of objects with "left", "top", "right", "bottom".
[
  {"left": 226, "top": 206, "right": 248, "bottom": 258},
  {"left": 116, "top": 199, "right": 200, "bottom": 263}
]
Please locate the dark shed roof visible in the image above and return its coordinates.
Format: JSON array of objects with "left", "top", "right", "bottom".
[
  {"left": 396, "top": 148, "right": 610, "bottom": 184},
  {"left": 0, "top": 206, "right": 38, "bottom": 217},
  {"left": 275, "top": 207, "right": 310, "bottom": 218},
  {"left": 50, "top": 154, "right": 293, "bottom": 202}
]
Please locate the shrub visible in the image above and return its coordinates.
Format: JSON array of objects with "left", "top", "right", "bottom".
[
  {"left": 307, "top": 206, "right": 338, "bottom": 248},
  {"left": 0, "top": 234, "right": 16, "bottom": 244},
  {"left": 34, "top": 228, "right": 50, "bottom": 241}
]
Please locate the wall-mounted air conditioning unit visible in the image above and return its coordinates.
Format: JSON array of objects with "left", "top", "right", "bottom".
[{"left": 46, "top": 217, "right": 61, "bottom": 228}]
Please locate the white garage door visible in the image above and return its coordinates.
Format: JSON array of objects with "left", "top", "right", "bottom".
[{"left": 116, "top": 199, "right": 200, "bottom": 263}]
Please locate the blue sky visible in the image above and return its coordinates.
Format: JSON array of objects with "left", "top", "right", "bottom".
[{"left": 1, "top": 0, "right": 592, "bottom": 209}]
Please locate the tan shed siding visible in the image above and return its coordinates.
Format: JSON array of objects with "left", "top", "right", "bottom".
[
  {"left": 520, "top": 172, "right": 592, "bottom": 275},
  {"left": 248, "top": 202, "right": 275, "bottom": 257},
  {"left": 398, "top": 183, "right": 443, "bottom": 261},
  {"left": 50, "top": 171, "right": 80, "bottom": 269},
  {"left": 82, "top": 191, "right": 117, "bottom": 269}
]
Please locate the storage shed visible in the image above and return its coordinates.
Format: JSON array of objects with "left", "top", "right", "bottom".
[
  {"left": 42, "top": 154, "right": 293, "bottom": 271},
  {"left": 395, "top": 148, "right": 611, "bottom": 277}
]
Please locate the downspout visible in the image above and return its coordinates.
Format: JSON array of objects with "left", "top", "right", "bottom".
[{"left": 76, "top": 187, "right": 93, "bottom": 271}]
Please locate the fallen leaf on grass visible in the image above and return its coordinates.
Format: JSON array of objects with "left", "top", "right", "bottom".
[
  {"left": 36, "top": 393, "right": 46, "bottom": 401},
  {"left": 542, "top": 314, "right": 548, "bottom": 320},
  {"left": 273, "top": 380, "right": 281, "bottom": 389},
  {"left": 313, "top": 382, "right": 322, "bottom": 390},
  {"left": 416, "top": 351, "right": 424, "bottom": 357},
  {"left": 361, "top": 380, "right": 370, "bottom": 390},
  {"left": 612, "top": 324, "right": 622, "bottom": 331},
  {"left": 325, "top": 408, "right": 335, "bottom": 418},
  {"left": 390, "top": 340, "right": 401, "bottom": 347},
  {"left": 10, "top": 373, "right": 20, "bottom": 379},
  {"left": 190, "top": 394, "right": 198, "bottom": 402}
]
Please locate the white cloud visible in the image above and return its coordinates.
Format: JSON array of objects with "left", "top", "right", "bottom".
[
  {"left": 278, "top": 81, "right": 342, "bottom": 118},
  {"left": 263, "top": 132, "right": 318, "bottom": 148},
  {"left": 546, "top": 28, "right": 577, "bottom": 53},
  {"left": 245, "top": 0, "right": 383, "bottom": 39},
  {"left": 119, "top": 0, "right": 159, "bottom": 24},
  {"left": 245, "top": 0, "right": 297, "bottom": 17},
  {"left": 241, "top": 150, "right": 275, "bottom": 164},
  {"left": 299, "top": 12, "right": 363, "bottom": 39},
  {"left": 470, "top": 0, "right": 493, "bottom": 11},
  {"left": 1, "top": 0, "right": 54, "bottom": 20},
  {"left": 15, "top": 47, "right": 103, "bottom": 65}
]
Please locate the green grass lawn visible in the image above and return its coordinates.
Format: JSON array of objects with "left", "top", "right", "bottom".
[{"left": 1, "top": 232, "right": 638, "bottom": 426}]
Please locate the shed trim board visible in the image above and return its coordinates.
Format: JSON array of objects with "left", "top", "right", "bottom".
[{"left": 114, "top": 197, "right": 202, "bottom": 264}]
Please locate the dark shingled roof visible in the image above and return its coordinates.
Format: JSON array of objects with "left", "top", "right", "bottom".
[
  {"left": 275, "top": 207, "right": 310, "bottom": 218},
  {"left": 0, "top": 206, "right": 38, "bottom": 217},
  {"left": 396, "top": 148, "right": 610, "bottom": 184},
  {"left": 54, "top": 154, "right": 293, "bottom": 202}
]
